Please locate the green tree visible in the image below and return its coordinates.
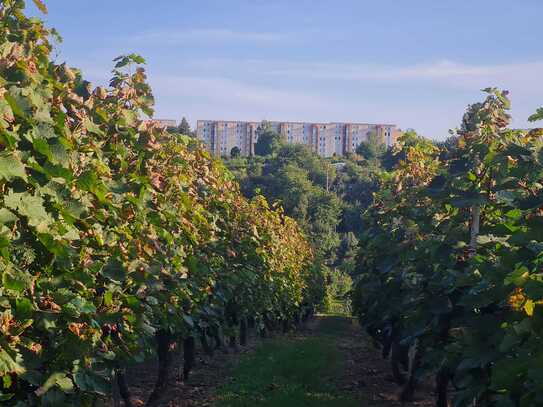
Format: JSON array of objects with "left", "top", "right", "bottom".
[
  {"left": 333, "top": 161, "right": 379, "bottom": 233},
  {"left": 355, "top": 130, "right": 386, "bottom": 161},
  {"left": 178, "top": 116, "right": 192, "bottom": 135},
  {"left": 269, "top": 144, "right": 336, "bottom": 188},
  {"left": 254, "top": 122, "right": 283, "bottom": 156},
  {"left": 336, "top": 232, "right": 358, "bottom": 265},
  {"left": 226, "top": 144, "right": 342, "bottom": 262},
  {"left": 323, "top": 267, "right": 353, "bottom": 313}
]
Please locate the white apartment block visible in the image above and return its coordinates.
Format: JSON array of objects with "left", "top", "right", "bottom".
[{"left": 197, "top": 120, "right": 401, "bottom": 158}]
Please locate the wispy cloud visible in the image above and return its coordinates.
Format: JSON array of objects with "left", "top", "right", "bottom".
[
  {"left": 77, "top": 58, "right": 543, "bottom": 93},
  {"left": 130, "top": 29, "right": 287, "bottom": 45},
  {"left": 149, "top": 75, "right": 329, "bottom": 115},
  {"left": 207, "top": 59, "right": 543, "bottom": 90},
  {"left": 148, "top": 74, "right": 422, "bottom": 131},
  {"left": 260, "top": 60, "right": 543, "bottom": 97}
]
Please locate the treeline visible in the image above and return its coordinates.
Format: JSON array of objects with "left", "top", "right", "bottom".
[
  {"left": 353, "top": 89, "right": 543, "bottom": 406},
  {"left": 0, "top": 2, "right": 323, "bottom": 405}
]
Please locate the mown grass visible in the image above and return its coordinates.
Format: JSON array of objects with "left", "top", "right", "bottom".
[{"left": 214, "top": 316, "right": 359, "bottom": 407}]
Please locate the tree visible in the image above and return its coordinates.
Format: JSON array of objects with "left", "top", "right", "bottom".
[
  {"left": 226, "top": 143, "right": 343, "bottom": 262},
  {"left": 254, "top": 122, "right": 283, "bottom": 156},
  {"left": 334, "top": 161, "right": 379, "bottom": 233},
  {"left": 230, "top": 146, "right": 241, "bottom": 158},
  {"left": 178, "top": 116, "right": 192, "bottom": 135},
  {"left": 270, "top": 144, "right": 335, "bottom": 189},
  {"left": 355, "top": 130, "right": 386, "bottom": 161},
  {"left": 336, "top": 232, "right": 358, "bottom": 265},
  {"left": 380, "top": 129, "right": 435, "bottom": 170}
]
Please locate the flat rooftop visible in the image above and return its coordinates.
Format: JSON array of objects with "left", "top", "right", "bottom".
[{"left": 197, "top": 120, "right": 397, "bottom": 127}]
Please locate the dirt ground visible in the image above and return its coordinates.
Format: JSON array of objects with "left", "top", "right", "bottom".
[{"left": 332, "top": 318, "right": 434, "bottom": 406}]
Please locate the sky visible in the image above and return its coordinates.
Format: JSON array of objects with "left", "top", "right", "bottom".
[{"left": 28, "top": 0, "right": 543, "bottom": 140}]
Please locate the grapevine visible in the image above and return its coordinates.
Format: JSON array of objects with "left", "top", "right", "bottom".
[
  {"left": 0, "top": 2, "right": 319, "bottom": 405},
  {"left": 353, "top": 89, "right": 543, "bottom": 406}
]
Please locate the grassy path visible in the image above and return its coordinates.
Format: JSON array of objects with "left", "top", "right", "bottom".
[
  {"left": 116, "top": 315, "right": 434, "bottom": 406},
  {"left": 214, "top": 316, "right": 359, "bottom": 407}
]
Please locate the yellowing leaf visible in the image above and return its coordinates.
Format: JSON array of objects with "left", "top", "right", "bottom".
[
  {"left": 32, "top": 0, "right": 48, "bottom": 14},
  {"left": 524, "top": 300, "right": 535, "bottom": 317}
]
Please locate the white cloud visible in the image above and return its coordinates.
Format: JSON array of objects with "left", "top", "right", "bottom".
[
  {"left": 130, "top": 29, "right": 287, "bottom": 45},
  {"left": 149, "top": 75, "right": 329, "bottom": 112},
  {"left": 256, "top": 59, "right": 543, "bottom": 92},
  {"left": 171, "top": 58, "right": 543, "bottom": 99}
]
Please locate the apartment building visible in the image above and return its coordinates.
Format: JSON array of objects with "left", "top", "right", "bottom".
[{"left": 197, "top": 120, "right": 400, "bottom": 158}]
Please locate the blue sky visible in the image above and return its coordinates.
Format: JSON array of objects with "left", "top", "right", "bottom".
[{"left": 30, "top": 0, "right": 543, "bottom": 140}]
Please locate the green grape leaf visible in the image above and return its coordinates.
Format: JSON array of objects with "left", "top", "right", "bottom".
[
  {"left": 528, "top": 107, "right": 543, "bottom": 122},
  {"left": 0, "top": 153, "right": 27, "bottom": 181},
  {"left": 73, "top": 371, "right": 108, "bottom": 396},
  {"left": 2, "top": 265, "right": 32, "bottom": 293},
  {"left": 35, "top": 373, "right": 73, "bottom": 397},
  {"left": 0, "top": 349, "right": 25, "bottom": 375},
  {"left": 15, "top": 298, "right": 34, "bottom": 319},
  {"left": 101, "top": 258, "right": 126, "bottom": 282},
  {"left": 4, "top": 192, "right": 53, "bottom": 233},
  {"left": 0, "top": 208, "right": 18, "bottom": 224},
  {"left": 82, "top": 118, "right": 104, "bottom": 136}
]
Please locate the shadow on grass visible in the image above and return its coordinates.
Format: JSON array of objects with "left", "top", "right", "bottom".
[
  {"left": 214, "top": 316, "right": 359, "bottom": 407},
  {"left": 316, "top": 314, "right": 355, "bottom": 336}
]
